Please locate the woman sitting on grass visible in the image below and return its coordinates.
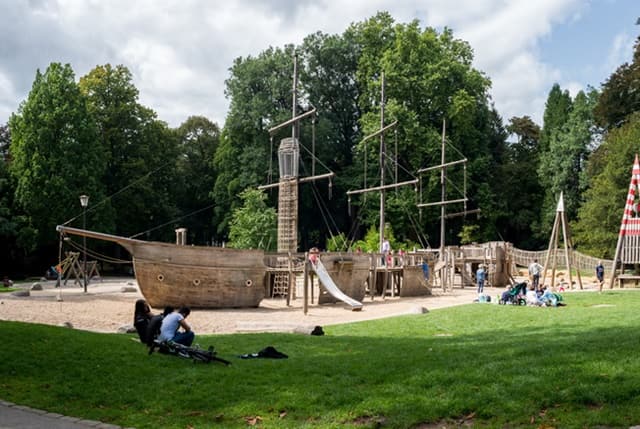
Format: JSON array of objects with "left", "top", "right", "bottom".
[{"left": 133, "top": 299, "right": 154, "bottom": 343}]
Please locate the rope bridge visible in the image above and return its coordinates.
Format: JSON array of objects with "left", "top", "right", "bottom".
[{"left": 510, "top": 247, "right": 612, "bottom": 273}]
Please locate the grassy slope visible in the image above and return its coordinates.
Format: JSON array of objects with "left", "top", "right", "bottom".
[{"left": 1, "top": 291, "right": 640, "bottom": 428}]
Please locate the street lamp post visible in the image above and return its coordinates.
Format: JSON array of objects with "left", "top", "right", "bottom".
[{"left": 79, "top": 194, "right": 89, "bottom": 293}]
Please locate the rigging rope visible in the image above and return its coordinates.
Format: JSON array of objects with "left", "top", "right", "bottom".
[
  {"left": 299, "top": 142, "right": 334, "bottom": 177},
  {"left": 61, "top": 160, "right": 173, "bottom": 227},
  {"left": 129, "top": 202, "right": 216, "bottom": 239},
  {"left": 63, "top": 238, "right": 132, "bottom": 264}
]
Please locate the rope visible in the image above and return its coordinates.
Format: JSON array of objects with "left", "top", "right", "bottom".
[
  {"left": 61, "top": 160, "right": 174, "bottom": 226},
  {"left": 129, "top": 202, "right": 216, "bottom": 239},
  {"left": 299, "top": 142, "right": 334, "bottom": 176},
  {"left": 382, "top": 151, "right": 416, "bottom": 179},
  {"left": 64, "top": 238, "right": 132, "bottom": 264},
  {"left": 268, "top": 135, "right": 274, "bottom": 185}
]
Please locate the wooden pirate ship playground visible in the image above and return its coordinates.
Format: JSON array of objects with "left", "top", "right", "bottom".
[{"left": 55, "top": 52, "right": 640, "bottom": 310}]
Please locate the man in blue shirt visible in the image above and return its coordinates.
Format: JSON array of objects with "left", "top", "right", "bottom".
[{"left": 158, "top": 306, "right": 195, "bottom": 346}]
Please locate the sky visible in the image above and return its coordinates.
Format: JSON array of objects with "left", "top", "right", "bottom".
[{"left": 0, "top": 0, "right": 638, "bottom": 130}]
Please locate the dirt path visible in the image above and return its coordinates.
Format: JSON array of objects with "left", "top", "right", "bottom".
[{"left": 0, "top": 277, "right": 601, "bottom": 335}]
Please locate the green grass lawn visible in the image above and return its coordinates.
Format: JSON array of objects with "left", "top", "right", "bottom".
[{"left": 2, "top": 291, "right": 640, "bottom": 428}]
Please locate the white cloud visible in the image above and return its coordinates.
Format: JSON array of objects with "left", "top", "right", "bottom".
[
  {"left": 0, "top": 0, "right": 623, "bottom": 129},
  {"left": 0, "top": 70, "right": 18, "bottom": 121},
  {"left": 606, "top": 32, "right": 636, "bottom": 74}
]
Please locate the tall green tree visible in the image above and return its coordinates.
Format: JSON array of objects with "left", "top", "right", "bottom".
[
  {"left": 9, "top": 63, "right": 106, "bottom": 248},
  {"left": 594, "top": 37, "right": 640, "bottom": 130},
  {"left": 493, "top": 116, "right": 544, "bottom": 249},
  {"left": 298, "top": 30, "right": 362, "bottom": 246},
  {"left": 213, "top": 46, "right": 295, "bottom": 237},
  {"left": 175, "top": 115, "right": 220, "bottom": 244},
  {"left": 350, "top": 14, "right": 495, "bottom": 246},
  {"left": 540, "top": 84, "right": 572, "bottom": 153},
  {"left": 573, "top": 113, "right": 640, "bottom": 257},
  {"left": 218, "top": 12, "right": 503, "bottom": 251},
  {"left": 538, "top": 89, "right": 598, "bottom": 231},
  {"left": 227, "top": 189, "right": 276, "bottom": 250},
  {"left": 79, "top": 64, "right": 179, "bottom": 241},
  {"left": 0, "top": 124, "right": 21, "bottom": 274}
]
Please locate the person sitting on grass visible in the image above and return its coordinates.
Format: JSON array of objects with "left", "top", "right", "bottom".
[
  {"left": 526, "top": 285, "right": 546, "bottom": 307},
  {"left": 158, "top": 306, "right": 195, "bottom": 346},
  {"left": 537, "top": 286, "right": 558, "bottom": 307},
  {"left": 133, "top": 299, "right": 154, "bottom": 343}
]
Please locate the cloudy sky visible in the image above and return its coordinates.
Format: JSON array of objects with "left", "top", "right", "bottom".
[{"left": 0, "top": 0, "right": 637, "bottom": 129}]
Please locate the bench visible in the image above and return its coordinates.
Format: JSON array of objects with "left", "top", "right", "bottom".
[{"left": 616, "top": 274, "right": 640, "bottom": 288}]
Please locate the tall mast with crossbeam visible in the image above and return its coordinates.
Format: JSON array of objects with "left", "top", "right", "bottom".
[
  {"left": 259, "top": 53, "right": 334, "bottom": 253},
  {"left": 346, "top": 73, "right": 418, "bottom": 251}
]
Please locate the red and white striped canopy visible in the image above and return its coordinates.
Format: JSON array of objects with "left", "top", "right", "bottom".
[{"left": 620, "top": 154, "right": 640, "bottom": 237}]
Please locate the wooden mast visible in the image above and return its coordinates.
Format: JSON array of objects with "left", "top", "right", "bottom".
[
  {"left": 346, "top": 73, "right": 417, "bottom": 251},
  {"left": 416, "top": 120, "right": 468, "bottom": 290},
  {"left": 439, "top": 120, "right": 446, "bottom": 259},
  {"left": 379, "top": 72, "right": 386, "bottom": 250}
]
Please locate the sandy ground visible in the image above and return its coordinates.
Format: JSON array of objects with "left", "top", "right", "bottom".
[{"left": 0, "top": 276, "right": 602, "bottom": 335}]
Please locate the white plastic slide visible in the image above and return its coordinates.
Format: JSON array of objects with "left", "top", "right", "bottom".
[{"left": 311, "top": 259, "right": 363, "bottom": 311}]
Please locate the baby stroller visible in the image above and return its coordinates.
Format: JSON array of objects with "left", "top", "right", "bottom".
[{"left": 499, "top": 281, "right": 527, "bottom": 306}]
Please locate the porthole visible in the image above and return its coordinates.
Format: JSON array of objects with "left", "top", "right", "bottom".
[
  {"left": 193, "top": 279, "right": 201, "bottom": 286},
  {"left": 245, "top": 279, "right": 253, "bottom": 287},
  {"left": 157, "top": 274, "right": 164, "bottom": 282}
]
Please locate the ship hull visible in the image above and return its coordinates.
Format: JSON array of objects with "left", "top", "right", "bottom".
[
  {"left": 56, "top": 226, "right": 266, "bottom": 309},
  {"left": 130, "top": 242, "right": 266, "bottom": 309}
]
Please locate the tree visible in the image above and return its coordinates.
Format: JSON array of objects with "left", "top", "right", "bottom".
[
  {"left": 349, "top": 14, "right": 496, "bottom": 247},
  {"left": 175, "top": 116, "right": 220, "bottom": 245},
  {"left": 0, "top": 124, "right": 21, "bottom": 274},
  {"left": 9, "top": 63, "right": 106, "bottom": 248},
  {"left": 573, "top": 112, "right": 640, "bottom": 257},
  {"left": 538, "top": 89, "right": 598, "bottom": 231},
  {"left": 214, "top": 46, "right": 295, "bottom": 237},
  {"left": 227, "top": 189, "right": 276, "bottom": 250},
  {"left": 492, "top": 116, "right": 545, "bottom": 249},
  {"left": 79, "top": 64, "right": 179, "bottom": 241},
  {"left": 594, "top": 37, "right": 640, "bottom": 130},
  {"left": 540, "top": 84, "right": 572, "bottom": 153}
]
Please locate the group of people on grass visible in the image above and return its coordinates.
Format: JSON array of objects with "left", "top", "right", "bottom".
[{"left": 133, "top": 299, "right": 195, "bottom": 347}]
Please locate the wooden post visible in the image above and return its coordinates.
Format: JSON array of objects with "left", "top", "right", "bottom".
[
  {"left": 541, "top": 213, "right": 558, "bottom": 287},
  {"left": 286, "top": 251, "right": 292, "bottom": 307},
  {"left": 303, "top": 253, "right": 309, "bottom": 315},
  {"left": 369, "top": 254, "right": 375, "bottom": 301}
]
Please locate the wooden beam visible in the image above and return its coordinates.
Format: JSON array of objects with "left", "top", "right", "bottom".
[
  {"left": 417, "top": 158, "right": 467, "bottom": 173},
  {"left": 258, "top": 172, "right": 335, "bottom": 190},
  {"left": 268, "top": 108, "right": 317, "bottom": 135},
  {"left": 417, "top": 197, "right": 468, "bottom": 208},
  {"left": 360, "top": 120, "right": 398, "bottom": 144}
]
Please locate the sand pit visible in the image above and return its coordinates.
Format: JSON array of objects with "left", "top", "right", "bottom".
[{"left": 0, "top": 277, "right": 601, "bottom": 335}]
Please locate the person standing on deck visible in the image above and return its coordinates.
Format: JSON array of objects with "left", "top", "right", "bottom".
[{"left": 381, "top": 237, "right": 390, "bottom": 266}]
